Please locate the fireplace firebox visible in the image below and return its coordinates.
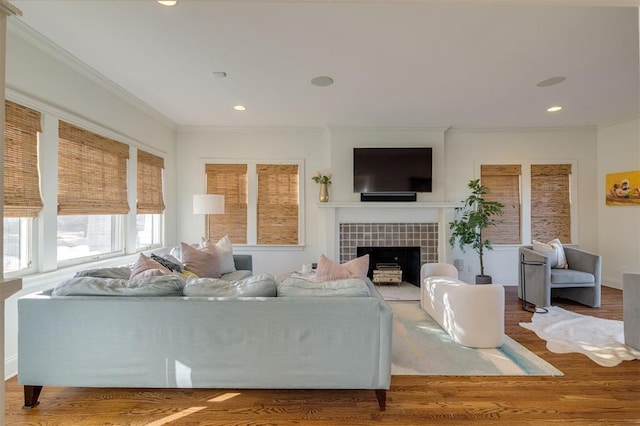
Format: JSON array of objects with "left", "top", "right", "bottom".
[{"left": 357, "top": 246, "right": 421, "bottom": 286}]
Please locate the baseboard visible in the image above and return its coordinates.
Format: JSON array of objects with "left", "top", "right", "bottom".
[{"left": 5, "top": 354, "right": 18, "bottom": 381}]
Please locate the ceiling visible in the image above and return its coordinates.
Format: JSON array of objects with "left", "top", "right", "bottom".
[{"left": 9, "top": 0, "right": 640, "bottom": 128}]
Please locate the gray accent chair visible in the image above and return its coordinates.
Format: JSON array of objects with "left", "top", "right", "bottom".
[{"left": 518, "top": 245, "right": 601, "bottom": 308}]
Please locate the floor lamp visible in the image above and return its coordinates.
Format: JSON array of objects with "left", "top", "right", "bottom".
[{"left": 193, "top": 194, "right": 225, "bottom": 241}]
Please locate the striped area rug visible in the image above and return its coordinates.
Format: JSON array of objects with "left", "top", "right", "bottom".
[{"left": 391, "top": 301, "right": 563, "bottom": 376}]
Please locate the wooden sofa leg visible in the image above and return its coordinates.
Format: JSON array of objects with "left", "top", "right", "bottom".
[
  {"left": 23, "top": 385, "right": 43, "bottom": 409},
  {"left": 375, "top": 389, "right": 387, "bottom": 411}
]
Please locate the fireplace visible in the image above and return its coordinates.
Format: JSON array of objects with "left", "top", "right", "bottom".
[
  {"left": 357, "top": 246, "right": 421, "bottom": 285},
  {"left": 338, "top": 222, "right": 438, "bottom": 287}
]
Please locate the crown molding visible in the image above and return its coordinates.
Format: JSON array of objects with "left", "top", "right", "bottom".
[
  {"left": 0, "top": 1, "right": 20, "bottom": 17},
  {"left": 597, "top": 112, "right": 640, "bottom": 129},
  {"left": 8, "top": 18, "right": 177, "bottom": 131}
]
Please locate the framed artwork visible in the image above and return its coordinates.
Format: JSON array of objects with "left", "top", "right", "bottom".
[{"left": 606, "top": 170, "right": 640, "bottom": 206}]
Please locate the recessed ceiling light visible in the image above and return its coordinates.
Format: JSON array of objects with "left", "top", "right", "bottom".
[
  {"left": 157, "top": 1, "right": 178, "bottom": 6},
  {"left": 547, "top": 106, "right": 563, "bottom": 112},
  {"left": 311, "top": 76, "right": 334, "bottom": 87},
  {"left": 234, "top": 105, "right": 246, "bottom": 111},
  {"left": 537, "top": 76, "right": 566, "bottom": 87}
]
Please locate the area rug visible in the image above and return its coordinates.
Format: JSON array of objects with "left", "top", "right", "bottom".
[
  {"left": 519, "top": 306, "right": 640, "bottom": 367},
  {"left": 391, "top": 302, "right": 562, "bottom": 376},
  {"left": 376, "top": 282, "right": 420, "bottom": 301}
]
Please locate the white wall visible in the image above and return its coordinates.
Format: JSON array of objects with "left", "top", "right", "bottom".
[
  {"left": 176, "top": 126, "right": 330, "bottom": 276},
  {"left": 597, "top": 115, "right": 640, "bottom": 289},
  {"left": 327, "top": 127, "right": 448, "bottom": 202},
  {"left": 176, "top": 125, "right": 603, "bottom": 286},
  {"left": 4, "top": 26, "right": 179, "bottom": 378},
  {"left": 436, "top": 127, "right": 598, "bottom": 284}
]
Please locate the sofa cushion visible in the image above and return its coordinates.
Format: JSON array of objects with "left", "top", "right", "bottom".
[
  {"left": 551, "top": 269, "right": 595, "bottom": 285},
  {"left": 51, "top": 275, "right": 185, "bottom": 297},
  {"left": 181, "top": 242, "right": 221, "bottom": 278},
  {"left": 277, "top": 277, "right": 371, "bottom": 297},
  {"left": 220, "top": 270, "right": 253, "bottom": 281},
  {"left": 183, "top": 273, "right": 277, "bottom": 297},
  {"left": 313, "top": 254, "right": 369, "bottom": 282},
  {"left": 202, "top": 235, "right": 236, "bottom": 275},
  {"left": 74, "top": 266, "right": 132, "bottom": 280}
]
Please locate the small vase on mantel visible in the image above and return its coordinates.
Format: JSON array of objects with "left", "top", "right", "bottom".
[{"left": 319, "top": 183, "right": 329, "bottom": 202}]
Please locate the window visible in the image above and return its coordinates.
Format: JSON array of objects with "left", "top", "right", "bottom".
[
  {"left": 257, "top": 164, "right": 299, "bottom": 245},
  {"left": 3, "top": 100, "right": 42, "bottom": 274},
  {"left": 136, "top": 150, "right": 165, "bottom": 249},
  {"left": 480, "top": 165, "right": 522, "bottom": 244},
  {"left": 531, "top": 164, "right": 572, "bottom": 242},
  {"left": 204, "top": 162, "right": 302, "bottom": 246},
  {"left": 205, "top": 164, "right": 248, "bottom": 244},
  {"left": 57, "top": 121, "right": 129, "bottom": 263}
]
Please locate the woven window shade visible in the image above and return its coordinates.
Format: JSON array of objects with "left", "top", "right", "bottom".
[
  {"left": 58, "top": 121, "right": 130, "bottom": 215},
  {"left": 257, "top": 164, "right": 299, "bottom": 245},
  {"left": 3, "top": 101, "right": 43, "bottom": 217},
  {"left": 481, "top": 165, "right": 521, "bottom": 244},
  {"left": 205, "top": 164, "right": 248, "bottom": 244},
  {"left": 137, "top": 150, "right": 165, "bottom": 214},
  {"left": 531, "top": 164, "right": 571, "bottom": 242}
]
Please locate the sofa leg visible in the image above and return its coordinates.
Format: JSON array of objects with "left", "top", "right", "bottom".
[
  {"left": 23, "top": 385, "right": 43, "bottom": 409},
  {"left": 375, "top": 389, "right": 386, "bottom": 411}
]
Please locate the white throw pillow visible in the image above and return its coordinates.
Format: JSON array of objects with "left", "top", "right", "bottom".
[
  {"left": 532, "top": 240, "right": 558, "bottom": 268},
  {"left": 548, "top": 238, "right": 568, "bottom": 269},
  {"left": 202, "top": 235, "right": 236, "bottom": 275},
  {"left": 532, "top": 239, "right": 567, "bottom": 269}
]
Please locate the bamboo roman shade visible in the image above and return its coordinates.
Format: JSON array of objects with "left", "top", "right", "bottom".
[
  {"left": 481, "top": 164, "right": 522, "bottom": 244},
  {"left": 58, "top": 121, "right": 130, "bottom": 215},
  {"left": 3, "top": 100, "right": 43, "bottom": 217},
  {"left": 531, "top": 164, "right": 572, "bottom": 242},
  {"left": 137, "top": 150, "right": 165, "bottom": 214},
  {"left": 256, "top": 164, "right": 299, "bottom": 245},
  {"left": 205, "top": 164, "right": 248, "bottom": 244}
]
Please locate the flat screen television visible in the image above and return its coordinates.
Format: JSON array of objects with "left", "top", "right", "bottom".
[{"left": 353, "top": 147, "right": 432, "bottom": 193}]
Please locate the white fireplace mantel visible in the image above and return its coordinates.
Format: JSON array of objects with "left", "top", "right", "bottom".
[{"left": 318, "top": 201, "right": 459, "bottom": 263}]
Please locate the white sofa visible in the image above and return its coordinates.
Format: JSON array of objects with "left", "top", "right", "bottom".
[{"left": 420, "top": 263, "right": 505, "bottom": 348}]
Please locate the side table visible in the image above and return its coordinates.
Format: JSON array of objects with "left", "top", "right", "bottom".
[{"left": 519, "top": 254, "right": 548, "bottom": 314}]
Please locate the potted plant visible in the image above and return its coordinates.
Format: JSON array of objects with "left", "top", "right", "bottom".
[{"left": 449, "top": 179, "right": 504, "bottom": 284}]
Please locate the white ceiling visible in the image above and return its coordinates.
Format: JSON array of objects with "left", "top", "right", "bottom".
[{"left": 10, "top": 0, "right": 640, "bottom": 128}]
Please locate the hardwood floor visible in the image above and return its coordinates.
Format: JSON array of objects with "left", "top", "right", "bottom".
[{"left": 5, "top": 286, "right": 639, "bottom": 425}]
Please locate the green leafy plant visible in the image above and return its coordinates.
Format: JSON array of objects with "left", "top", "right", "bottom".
[
  {"left": 311, "top": 171, "right": 332, "bottom": 185},
  {"left": 449, "top": 179, "right": 505, "bottom": 278}
]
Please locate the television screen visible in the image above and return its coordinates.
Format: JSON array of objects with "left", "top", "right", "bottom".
[{"left": 353, "top": 147, "right": 432, "bottom": 193}]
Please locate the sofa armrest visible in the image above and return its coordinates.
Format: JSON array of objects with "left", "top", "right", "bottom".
[
  {"left": 233, "top": 255, "right": 253, "bottom": 272},
  {"left": 564, "top": 247, "right": 601, "bottom": 278}
]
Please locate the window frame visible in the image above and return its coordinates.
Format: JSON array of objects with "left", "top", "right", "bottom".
[
  {"left": 202, "top": 159, "right": 305, "bottom": 247},
  {"left": 475, "top": 159, "right": 578, "bottom": 246}
]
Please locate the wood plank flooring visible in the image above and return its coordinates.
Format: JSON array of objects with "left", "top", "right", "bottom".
[{"left": 5, "top": 286, "right": 640, "bottom": 425}]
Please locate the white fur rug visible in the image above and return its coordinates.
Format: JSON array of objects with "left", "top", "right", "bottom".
[{"left": 520, "top": 306, "right": 640, "bottom": 367}]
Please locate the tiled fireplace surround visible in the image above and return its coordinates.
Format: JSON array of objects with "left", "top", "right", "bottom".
[
  {"left": 339, "top": 222, "right": 439, "bottom": 265},
  {"left": 320, "top": 202, "right": 458, "bottom": 274}
]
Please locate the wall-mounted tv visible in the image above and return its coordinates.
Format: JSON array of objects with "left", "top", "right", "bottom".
[{"left": 353, "top": 147, "right": 432, "bottom": 193}]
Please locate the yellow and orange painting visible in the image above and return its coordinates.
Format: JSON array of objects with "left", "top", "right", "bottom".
[{"left": 606, "top": 170, "right": 640, "bottom": 206}]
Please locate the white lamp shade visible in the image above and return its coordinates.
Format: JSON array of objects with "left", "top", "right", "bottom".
[{"left": 193, "top": 194, "right": 225, "bottom": 215}]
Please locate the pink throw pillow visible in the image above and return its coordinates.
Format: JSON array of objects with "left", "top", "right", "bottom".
[
  {"left": 314, "top": 254, "right": 369, "bottom": 282},
  {"left": 181, "top": 242, "right": 221, "bottom": 278},
  {"left": 130, "top": 253, "right": 171, "bottom": 280}
]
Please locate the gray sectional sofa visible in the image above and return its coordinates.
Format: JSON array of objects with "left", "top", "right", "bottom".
[{"left": 17, "top": 256, "right": 392, "bottom": 410}]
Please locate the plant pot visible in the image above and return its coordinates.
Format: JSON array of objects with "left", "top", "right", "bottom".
[{"left": 475, "top": 275, "right": 492, "bottom": 285}]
